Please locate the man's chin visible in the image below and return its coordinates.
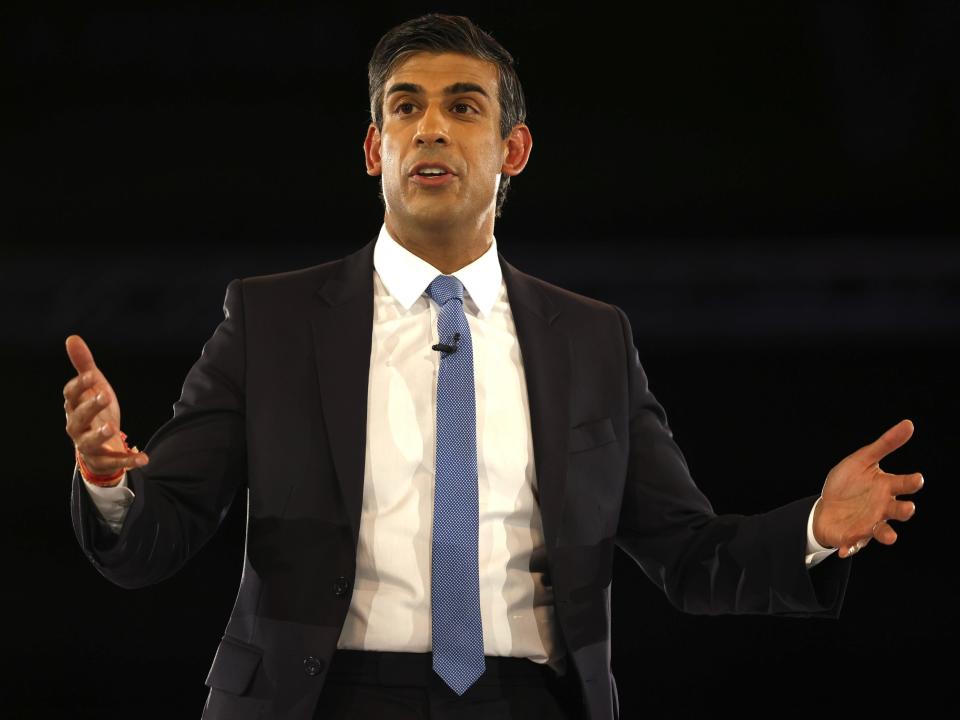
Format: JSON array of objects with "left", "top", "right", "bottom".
[{"left": 403, "top": 204, "right": 462, "bottom": 227}]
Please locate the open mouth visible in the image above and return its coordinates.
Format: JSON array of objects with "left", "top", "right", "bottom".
[{"left": 411, "top": 172, "right": 456, "bottom": 186}]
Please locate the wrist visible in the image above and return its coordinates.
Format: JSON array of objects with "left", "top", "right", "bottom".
[
  {"left": 76, "top": 431, "right": 130, "bottom": 487},
  {"left": 811, "top": 496, "right": 836, "bottom": 549}
]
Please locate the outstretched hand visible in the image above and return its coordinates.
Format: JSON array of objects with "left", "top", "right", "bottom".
[
  {"left": 813, "top": 419, "right": 923, "bottom": 559},
  {"left": 63, "top": 334, "right": 149, "bottom": 476}
]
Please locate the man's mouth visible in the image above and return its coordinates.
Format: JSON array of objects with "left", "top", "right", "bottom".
[{"left": 411, "top": 170, "right": 456, "bottom": 186}]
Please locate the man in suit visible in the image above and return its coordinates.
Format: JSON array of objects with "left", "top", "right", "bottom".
[{"left": 63, "top": 13, "right": 924, "bottom": 720}]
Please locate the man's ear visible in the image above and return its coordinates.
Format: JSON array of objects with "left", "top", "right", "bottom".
[
  {"left": 501, "top": 123, "right": 533, "bottom": 178},
  {"left": 364, "top": 124, "right": 382, "bottom": 176}
]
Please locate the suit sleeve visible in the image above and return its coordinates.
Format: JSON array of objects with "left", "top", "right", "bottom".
[
  {"left": 80, "top": 470, "right": 133, "bottom": 534},
  {"left": 610, "top": 305, "right": 851, "bottom": 618},
  {"left": 70, "top": 278, "right": 248, "bottom": 589}
]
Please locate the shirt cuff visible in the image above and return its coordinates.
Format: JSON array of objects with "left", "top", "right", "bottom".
[
  {"left": 81, "top": 465, "right": 135, "bottom": 535},
  {"left": 805, "top": 496, "right": 837, "bottom": 568}
]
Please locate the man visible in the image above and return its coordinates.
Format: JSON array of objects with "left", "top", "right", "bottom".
[{"left": 63, "top": 13, "right": 924, "bottom": 720}]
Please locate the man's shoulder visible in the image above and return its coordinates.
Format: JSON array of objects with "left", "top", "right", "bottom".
[
  {"left": 504, "top": 261, "right": 622, "bottom": 321},
  {"left": 240, "top": 259, "right": 338, "bottom": 291},
  {"left": 234, "top": 242, "right": 373, "bottom": 301}
]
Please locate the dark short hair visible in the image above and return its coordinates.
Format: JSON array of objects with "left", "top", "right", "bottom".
[{"left": 367, "top": 13, "right": 527, "bottom": 218}]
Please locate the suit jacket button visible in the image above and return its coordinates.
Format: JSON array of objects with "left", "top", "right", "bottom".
[
  {"left": 303, "top": 656, "right": 325, "bottom": 676},
  {"left": 333, "top": 576, "right": 351, "bottom": 597}
]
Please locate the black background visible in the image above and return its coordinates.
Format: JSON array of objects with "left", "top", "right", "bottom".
[{"left": 4, "top": 2, "right": 957, "bottom": 717}]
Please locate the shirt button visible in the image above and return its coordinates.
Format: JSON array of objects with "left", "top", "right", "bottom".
[
  {"left": 333, "top": 576, "right": 351, "bottom": 598},
  {"left": 303, "top": 656, "right": 325, "bottom": 676}
]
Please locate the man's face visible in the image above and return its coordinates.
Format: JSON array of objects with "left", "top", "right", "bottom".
[{"left": 364, "top": 51, "right": 510, "bottom": 229}]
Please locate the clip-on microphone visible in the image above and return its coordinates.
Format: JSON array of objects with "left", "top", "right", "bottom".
[{"left": 432, "top": 332, "right": 461, "bottom": 355}]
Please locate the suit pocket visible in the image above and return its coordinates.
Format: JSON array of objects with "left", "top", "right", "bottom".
[
  {"left": 568, "top": 417, "right": 616, "bottom": 454},
  {"left": 205, "top": 634, "right": 263, "bottom": 695}
]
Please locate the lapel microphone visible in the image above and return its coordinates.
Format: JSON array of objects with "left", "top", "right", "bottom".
[{"left": 432, "top": 332, "right": 461, "bottom": 355}]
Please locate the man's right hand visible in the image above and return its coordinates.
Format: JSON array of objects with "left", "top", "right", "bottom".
[{"left": 64, "top": 334, "right": 149, "bottom": 478}]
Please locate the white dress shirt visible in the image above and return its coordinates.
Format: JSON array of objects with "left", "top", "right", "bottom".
[{"left": 81, "top": 223, "right": 838, "bottom": 671}]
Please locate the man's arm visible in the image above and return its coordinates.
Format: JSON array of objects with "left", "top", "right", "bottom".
[
  {"left": 69, "top": 279, "right": 248, "bottom": 589},
  {"left": 806, "top": 497, "right": 837, "bottom": 568},
  {"left": 610, "top": 305, "right": 851, "bottom": 618},
  {"left": 81, "top": 469, "right": 133, "bottom": 535}
]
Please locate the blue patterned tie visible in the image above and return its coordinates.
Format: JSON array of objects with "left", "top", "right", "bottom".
[{"left": 426, "top": 274, "right": 485, "bottom": 696}]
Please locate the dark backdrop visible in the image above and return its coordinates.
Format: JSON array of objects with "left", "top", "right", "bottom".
[{"left": 4, "top": 2, "right": 957, "bottom": 717}]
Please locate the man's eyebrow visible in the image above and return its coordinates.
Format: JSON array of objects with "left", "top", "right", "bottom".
[{"left": 385, "top": 81, "right": 491, "bottom": 100}]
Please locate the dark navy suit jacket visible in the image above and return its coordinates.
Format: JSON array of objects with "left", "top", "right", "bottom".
[{"left": 72, "top": 237, "right": 852, "bottom": 719}]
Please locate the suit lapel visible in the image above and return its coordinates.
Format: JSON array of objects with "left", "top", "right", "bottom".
[
  {"left": 500, "top": 255, "right": 571, "bottom": 551},
  {"left": 310, "top": 239, "right": 376, "bottom": 544},
  {"left": 308, "top": 241, "right": 572, "bottom": 551}
]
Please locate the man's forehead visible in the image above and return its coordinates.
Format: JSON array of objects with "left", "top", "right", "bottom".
[{"left": 387, "top": 51, "right": 498, "bottom": 92}]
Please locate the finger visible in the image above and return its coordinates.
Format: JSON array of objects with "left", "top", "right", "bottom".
[
  {"left": 65, "top": 391, "right": 110, "bottom": 440},
  {"left": 63, "top": 372, "right": 95, "bottom": 411},
  {"left": 871, "top": 520, "right": 898, "bottom": 546},
  {"left": 78, "top": 450, "right": 149, "bottom": 476},
  {"left": 889, "top": 471, "right": 925, "bottom": 496},
  {"left": 64, "top": 336, "right": 109, "bottom": 410},
  {"left": 884, "top": 497, "right": 917, "bottom": 523},
  {"left": 842, "top": 533, "right": 873, "bottom": 558},
  {"left": 74, "top": 421, "right": 141, "bottom": 461},
  {"left": 73, "top": 421, "right": 122, "bottom": 457},
  {"left": 75, "top": 430, "right": 149, "bottom": 472},
  {"left": 64, "top": 374, "right": 116, "bottom": 417},
  {"left": 841, "top": 543, "right": 861, "bottom": 559},
  {"left": 860, "top": 419, "right": 914, "bottom": 467},
  {"left": 66, "top": 335, "right": 97, "bottom": 375}
]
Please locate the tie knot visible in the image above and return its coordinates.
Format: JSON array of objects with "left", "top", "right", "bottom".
[{"left": 426, "top": 274, "right": 464, "bottom": 307}]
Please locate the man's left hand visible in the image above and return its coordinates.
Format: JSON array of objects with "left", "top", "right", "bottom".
[{"left": 813, "top": 419, "right": 923, "bottom": 559}]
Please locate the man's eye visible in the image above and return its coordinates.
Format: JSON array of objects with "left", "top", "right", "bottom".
[{"left": 394, "top": 102, "right": 473, "bottom": 116}]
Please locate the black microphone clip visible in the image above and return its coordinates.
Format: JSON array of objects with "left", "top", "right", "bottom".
[{"left": 432, "top": 332, "right": 461, "bottom": 355}]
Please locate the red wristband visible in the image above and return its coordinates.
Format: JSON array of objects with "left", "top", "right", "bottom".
[{"left": 77, "top": 431, "right": 130, "bottom": 487}]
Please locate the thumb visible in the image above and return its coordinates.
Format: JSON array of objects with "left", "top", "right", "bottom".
[
  {"left": 65, "top": 334, "right": 97, "bottom": 375},
  {"left": 861, "top": 418, "right": 915, "bottom": 466}
]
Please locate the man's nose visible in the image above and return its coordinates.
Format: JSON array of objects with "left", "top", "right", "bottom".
[{"left": 414, "top": 104, "right": 450, "bottom": 145}]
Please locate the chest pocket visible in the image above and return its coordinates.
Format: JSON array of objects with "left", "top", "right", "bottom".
[{"left": 568, "top": 416, "right": 616, "bottom": 454}]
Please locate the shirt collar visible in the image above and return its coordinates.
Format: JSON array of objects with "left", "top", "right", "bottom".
[{"left": 373, "top": 221, "right": 503, "bottom": 317}]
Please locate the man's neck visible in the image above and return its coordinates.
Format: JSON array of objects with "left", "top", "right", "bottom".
[{"left": 385, "top": 216, "right": 493, "bottom": 274}]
